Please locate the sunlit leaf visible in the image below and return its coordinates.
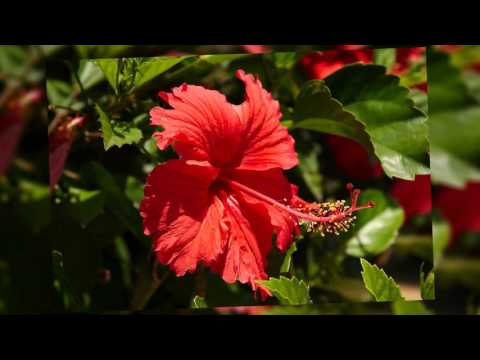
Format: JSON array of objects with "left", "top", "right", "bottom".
[
  {"left": 257, "top": 276, "right": 312, "bottom": 305},
  {"left": 360, "top": 258, "right": 404, "bottom": 302},
  {"left": 95, "top": 104, "right": 143, "bottom": 150},
  {"left": 346, "top": 190, "right": 404, "bottom": 257}
]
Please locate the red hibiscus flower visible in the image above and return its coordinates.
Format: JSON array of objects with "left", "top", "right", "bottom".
[
  {"left": 48, "top": 115, "right": 86, "bottom": 191},
  {"left": 0, "top": 88, "right": 43, "bottom": 176},
  {"left": 140, "top": 70, "right": 373, "bottom": 297},
  {"left": 434, "top": 182, "right": 480, "bottom": 242},
  {"left": 390, "top": 175, "right": 432, "bottom": 223}
]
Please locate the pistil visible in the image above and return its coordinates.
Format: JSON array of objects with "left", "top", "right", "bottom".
[{"left": 222, "top": 178, "right": 374, "bottom": 236}]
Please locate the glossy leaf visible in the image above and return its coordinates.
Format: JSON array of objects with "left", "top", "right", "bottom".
[
  {"left": 293, "top": 80, "right": 371, "bottom": 148},
  {"left": 360, "top": 258, "right": 404, "bottom": 302},
  {"left": 346, "top": 190, "right": 404, "bottom": 257},
  {"left": 95, "top": 105, "right": 143, "bottom": 150},
  {"left": 325, "top": 64, "right": 429, "bottom": 180},
  {"left": 78, "top": 60, "right": 105, "bottom": 91},
  {"left": 257, "top": 276, "right": 312, "bottom": 305},
  {"left": 95, "top": 59, "right": 119, "bottom": 93},
  {"left": 133, "top": 56, "right": 190, "bottom": 89}
]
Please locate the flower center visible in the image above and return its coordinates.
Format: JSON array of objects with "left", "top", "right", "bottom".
[{"left": 221, "top": 178, "right": 374, "bottom": 237}]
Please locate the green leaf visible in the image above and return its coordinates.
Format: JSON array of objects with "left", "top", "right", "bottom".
[
  {"left": 95, "top": 59, "right": 119, "bottom": 93},
  {"left": 450, "top": 45, "right": 480, "bottom": 69},
  {"left": 199, "top": 54, "right": 250, "bottom": 65},
  {"left": 346, "top": 190, "right": 404, "bottom": 257},
  {"left": 432, "top": 218, "right": 450, "bottom": 268},
  {"left": 428, "top": 48, "right": 476, "bottom": 114},
  {"left": 360, "top": 258, "right": 404, "bottom": 302},
  {"left": 133, "top": 56, "right": 190, "bottom": 89},
  {"left": 463, "top": 70, "right": 480, "bottom": 103},
  {"left": 74, "top": 45, "right": 132, "bottom": 58},
  {"left": 0, "top": 46, "right": 27, "bottom": 77},
  {"left": 430, "top": 108, "right": 480, "bottom": 187},
  {"left": 420, "top": 265, "right": 435, "bottom": 300},
  {"left": 114, "top": 237, "right": 133, "bottom": 290},
  {"left": 280, "top": 242, "right": 298, "bottom": 274},
  {"left": 46, "top": 79, "right": 75, "bottom": 108},
  {"left": 399, "top": 61, "right": 427, "bottom": 88},
  {"left": 392, "top": 300, "right": 433, "bottom": 315},
  {"left": 81, "top": 162, "right": 149, "bottom": 248},
  {"left": 325, "top": 64, "right": 429, "bottom": 180},
  {"left": 257, "top": 276, "right": 312, "bottom": 305},
  {"left": 95, "top": 104, "right": 143, "bottom": 150},
  {"left": 373, "top": 48, "right": 396, "bottom": 71},
  {"left": 124, "top": 176, "right": 144, "bottom": 208},
  {"left": 293, "top": 80, "right": 371, "bottom": 148},
  {"left": 297, "top": 143, "right": 323, "bottom": 201},
  {"left": 64, "top": 187, "right": 105, "bottom": 227},
  {"left": 16, "top": 180, "right": 51, "bottom": 234},
  {"left": 77, "top": 60, "right": 105, "bottom": 91},
  {"left": 428, "top": 48, "right": 480, "bottom": 188},
  {"left": 191, "top": 295, "right": 208, "bottom": 309},
  {"left": 409, "top": 88, "right": 428, "bottom": 114},
  {"left": 268, "top": 52, "right": 300, "bottom": 70},
  {"left": 430, "top": 145, "right": 480, "bottom": 188}
]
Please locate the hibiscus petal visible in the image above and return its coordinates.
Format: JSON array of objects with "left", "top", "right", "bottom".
[
  {"left": 226, "top": 168, "right": 298, "bottom": 252},
  {"left": 139, "top": 160, "right": 225, "bottom": 276},
  {"left": 150, "top": 84, "right": 244, "bottom": 167},
  {"left": 234, "top": 70, "right": 298, "bottom": 171},
  {"left": 150, "top": 70, "right": 298, "bottom": 171},
  {"left": 210, "top": 190, "right": 273, "bottom": 298}
]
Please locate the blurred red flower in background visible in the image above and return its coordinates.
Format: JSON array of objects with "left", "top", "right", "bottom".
[
  {"left": 240, "top": 45, "right": 272, "bottom": 54},
  {"left": 48, "top": 115, "right": 86, "bottom": 191},
  {"left": 390, "top": 175, "right": 432, "bottom": 223},
  {"left": 300, "top": 47, "right": 373, "bottom": 79},
  {"left": 391, "top": 47, "right": 426, "bottom": 75},
  {"left": 434, "top": 183, "right": 480, "bottom": 242},
  {"left": 0, "top": 88, "right": 43, "bottom": 176},
  {"left": 140, "top": 70, "right": 372, "bottom": 297},
  {"left": 324, "top": 135, "right": 383, "bottom": 182}
]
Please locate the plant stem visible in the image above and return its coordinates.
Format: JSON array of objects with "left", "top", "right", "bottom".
[{"left": 129, "top": 261, "right": 168, "bottom": 312}]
